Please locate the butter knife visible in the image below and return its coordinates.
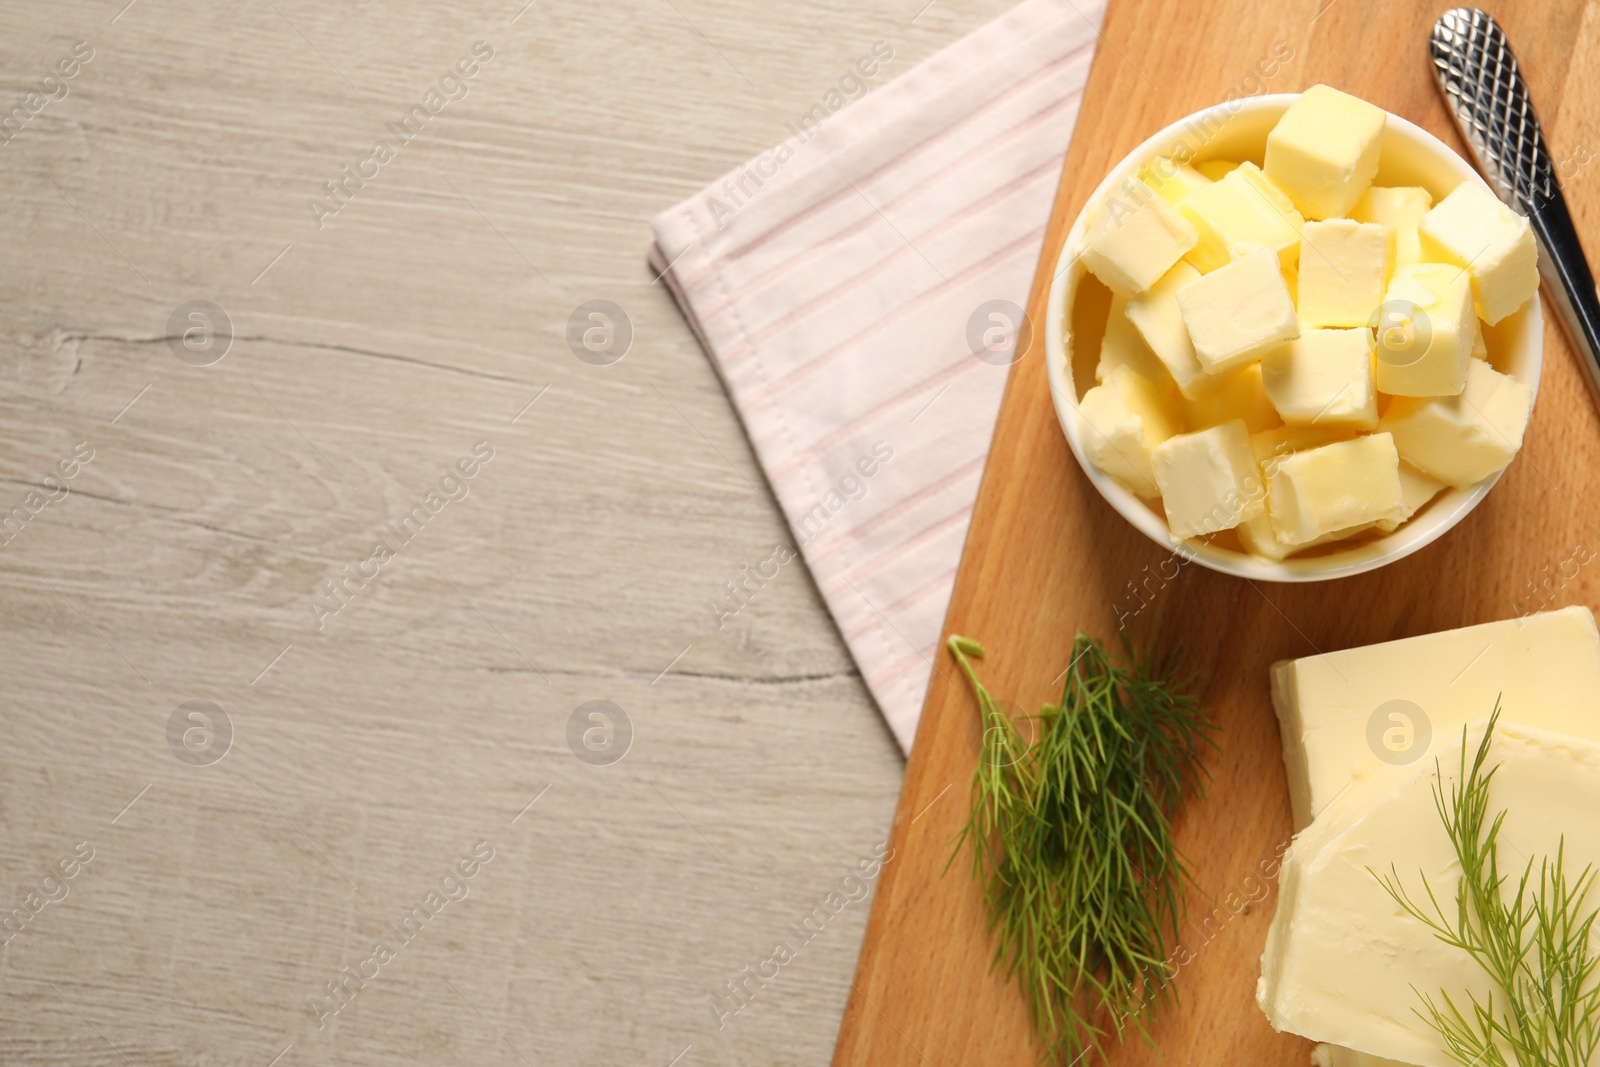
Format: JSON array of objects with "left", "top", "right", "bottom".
[{"left": 1430, "top": 7, "right": 1600, "bottom": 407}]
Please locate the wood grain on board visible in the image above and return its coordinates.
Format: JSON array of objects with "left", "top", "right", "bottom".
[{"left": 834, "top": 0, "right": 1600, "bottom": 1063}]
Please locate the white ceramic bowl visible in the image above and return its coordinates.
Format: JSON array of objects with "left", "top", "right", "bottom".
[{"left": 1045, "top": 93, "right": 1544, "bottom": 582}]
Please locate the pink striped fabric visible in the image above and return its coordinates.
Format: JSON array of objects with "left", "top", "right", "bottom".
[{"left": 648, "top": 0, "right": 1102, "bottom": 752}]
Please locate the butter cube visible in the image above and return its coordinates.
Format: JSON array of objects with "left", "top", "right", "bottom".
[
  {"left": 1080, "top": 180, "right": 1200, "bottom": 295},
  {"left": 1095, "top": 293, "right": 1172, "bottom": 387},
  {"left": 1374, "top": 263, "right": 1474, "bottom": 397},
  {"left": 1126, "top": 262, "right": 1208, "bottom": 398},
  {"left": 1349, "top": 186, "right": 1433, "bottom": 264},
  {"left": 1260, "top": 327, "right": 1378, "bottom": 429},
  {"left": 1194, "top": 159, "right": 1239, "bottom": 181},
  {"left": 1176, "top": 249, "right": 1299, "bottom": 374},
  {"left": 1138, "top": 157, "right": 1211, "bottom": 206},
  {"left": 1236, "top": 426, "right": 1358, "bottom": 560},
  {"left": 1417, "top": 181, "right": 1539, "bottom": 324},
  {"left": 1379, "top": 358, "right": 1532, "bottom": 489},
  {"left": 1151, "top": 420, "right": 1264, "bottom": 537},
  {"left": 1376, "top": 461, "right": 1447, "bottom": 532},
  {"left": 1264, "top": 84, "right": 1386, "bottom": 220},
  {"left": 1297, "top": 220, "right": 1394, "bottom": 328},
  {"left": 1267, "top": 433, "right": 1404, "bottom": 546},
  {"left": 1182, "top": 362, "right": 1281, "bottom": 433},
  {"left": 1078, "top": 365, "right": 1180, "bottom": 497},
  {"left": 1177, "top": 162, "right": 1303, "bottom": 274}
]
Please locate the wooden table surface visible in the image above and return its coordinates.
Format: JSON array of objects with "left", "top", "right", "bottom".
[
  {"left": 0, "top": 2, "right": 1021, "bottom": 1064},
  {"left": 835, "top": 0, "right": 1600, "bottom": 1064}
]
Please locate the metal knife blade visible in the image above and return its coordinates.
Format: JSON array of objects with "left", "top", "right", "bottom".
[{"left": 1430, "top": 7, "right": 1600, "bottom": 408}]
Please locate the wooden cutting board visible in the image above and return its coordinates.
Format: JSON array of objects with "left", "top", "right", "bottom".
[{"left": 833, "top": 1, "right": 1600, "bottom": 1063}]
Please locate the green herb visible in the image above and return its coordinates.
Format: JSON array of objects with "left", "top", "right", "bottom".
[
  {"left": 948, "top": 633, "right": 1216, "bottom": 1064},
  {"left": 1374, "top": 707, "right": 1600, "bottom": 1067}
]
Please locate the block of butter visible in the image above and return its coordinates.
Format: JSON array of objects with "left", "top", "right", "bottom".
[
  {"left": 1077, "top": 365, "right": 1180, "bottom": 498},
  {"left": 1150, "top": 420, "right": 1263, "bottom": 537},
  {"left": 1182, "top": 362, "right": 1280, "bottom": 434},
  {"left": 1081, "top": 180, "right": 1200, "bottom": 295},
  {"left": 1139, "top": 156, "right": 1211, "bottom": 206},
  {"left": 1177, "top": 248, "right": 1300, "bottom": 374},
  {"left": 1297, "top": 219, "right": 1394, "bottom": 329},
  {"left": 1268, "top": 605, "right": 1600, "bottom": 830},
  {"left": 1264, "top": 84, "right": 1386, "bottom": 220},
  {"left": 1313, "top": 1045, "right": 1415, "bottom": 1067},
  {"left": 1374, "top": 263, "right": 1475, "bottom": 398},
  {"left": 1417, "top": 182, "right": 1539, "bottom": 325},
  {"left": 1266, "top": 433, "right": 1403, "bottom": 547},
  {"left": 1095, "top": 292, "right": 1171, "bottom": 387},
  {"left": 1177, "top": 162, "right": 1304, "bottom": 274},
  {"left": 1349, "top": 186, "right": 1432, "bottom": 265},
  {"left": 1260, "top": 327, "right": 1378, "bottom": 429},
  {"left": 1258, "top": 721, "right": 1600, "bottom": 1067},
  {"left": 1126, "top": 262, "right": 1209, "bottom": 398},
  {"left": 1379, "top": 358, "right": 1533, "bottom": 489}
]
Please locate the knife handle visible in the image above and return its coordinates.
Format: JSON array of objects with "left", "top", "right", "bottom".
[{"left": 1430, "top": 7, "right": 1600, "bottom": 406}]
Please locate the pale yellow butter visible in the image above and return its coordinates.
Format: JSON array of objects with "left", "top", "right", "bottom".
[
  {"left": 1150, "top": 420, "right": 1264, "bottom": 537},
  {"left": 1298, "top": 219, "right": 1394, "bottom": 329},
  {"left": 1376, "top": 462, "right": 1447, "bottom": 533},
  {"left": 1259, "top": 722, "right": 1600, "bottom": 1067},
  {"left": 1194, "top": 159, "right": 1239, "bottom": 182},
  {"left": 1374, "top": 263, "right": 1474, "bottom": 397},
  {"left": 1264, "top": 84, "right": 1386, "bottom": 220},
  {"left": 1235, "top": 426, "right": 1358, "bottom": 561},
  {"left": 1078, "top": 365, "right": 1180, "bottom": 497},
  {"left": 1379, "top": 358, "right": 1532, "bottom": 489},
  {"left": 1261, "top": 327, "right": 1378, "bottom": 430},
  {"left": 1095, "top": 292, "right": 1172, "bottom": 387},
  {"left": 1182, "top": 362, "right": 1281, "bottom": 434},
  {"left": 1177, "top": 162, "right": 1303, "bottom": 274},
  {"left": 1080, "top": 180, "right": 1200, "bottom": 295},
  {"left": 1138, "top": 157, "right": 1212, "bottom": 207},
  {"left": 1126, "top": 262, "right": 1208, "bottom": 398},
  {"left": 1176, "top": 248, "right": 1300, "bottom": 374},
  {"left": 1417, "top": 181, "right": 1539, "bottom": 325},
  {"left": 1349, "top": 186, "right": 1432, "bottom": 265},
  {"left": 1267, "top": 433, "right": 1404, "bottom": 546},
  {"left": 1268, "top": 606, "right": 1600, "bottom": 831}
]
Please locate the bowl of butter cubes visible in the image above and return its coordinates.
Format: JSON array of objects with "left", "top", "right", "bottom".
[{"left": 1045, "top": 85, "right": 1544, "bottom": 581}]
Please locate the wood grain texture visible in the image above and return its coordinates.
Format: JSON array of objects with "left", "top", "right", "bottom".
[
  {"left": 835, "top": 1, "right": 1600, "bottom": 1064},
  {"left": 0, "top": 1, "right": 1029, "bottom": 1065}
]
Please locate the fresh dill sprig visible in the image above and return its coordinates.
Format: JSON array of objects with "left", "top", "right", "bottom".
[
  {"left": 1374, "top": 706, "right": 1600, "bottom": 1067},
  {"left": 947, "top": 633, "right": 1216, "bottom": 1064}
]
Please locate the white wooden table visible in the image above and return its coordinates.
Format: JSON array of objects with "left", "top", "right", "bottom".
[{"left": 0, "top": 0, "right": 1017, "bottom": 1063}]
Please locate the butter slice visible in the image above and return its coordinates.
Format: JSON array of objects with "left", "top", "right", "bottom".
[
  {"left": 1139, "top": 157, "right": 1212, "bottom": 206},
  {"left": 1150, "top": 420, "right": 1263, "bottom": 537},
  {"left": 1182, "top": 362, "right": 1281, "bottom": 434},
  {"left": 1267, "top": 605, "right": 1600, "bottom": 831},
  {"left": 1349, "top": 186, "right": 1433, "bottom": 265},
  {"left": 1379, "top": 358, "right": 1532, "bottom": 489},
  {"left": 1081, "top": 180, "right": 1200, "bottom": 295},
  {"left": 1126, "top": 262, "right": 1208, "bottom": 398},
  {"left": 1177, "top": 162, "right": 1304, "bottom": 274},
  {"left": 1078, "top": 365, "right": 1180, "bottom": 497},
  {"left": 1259, "top": 722, "right": 1600, "bottom": 1067},
  {"left": 1374, "top": 263, "right": 1474, "bottom": 398},
  {"left": 1096, "top": 292, "right": 1172, "bottom": 387},
  {"left": 1177, "top": 249, "right": 1300, "bottom": 374},
  {"left": 1417, "top": 182, "right": 1539, "bottom": 325},
  {"left": 1260, "top": 327, "right": 1378, "bottom": 429},
  {"left": 1298, "top": 220, "right": 1394, "bottom": 328},
  {"left": 1266, "top": 433, "right": 1403, "bottom": 546},
  {"left": 1264, "top": 84, "right": 1386, "bottom": 220}
]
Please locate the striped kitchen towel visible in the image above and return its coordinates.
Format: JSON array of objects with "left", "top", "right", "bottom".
[{"left": 648, "top": 0, "right": 1101, "bottom": 753}]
